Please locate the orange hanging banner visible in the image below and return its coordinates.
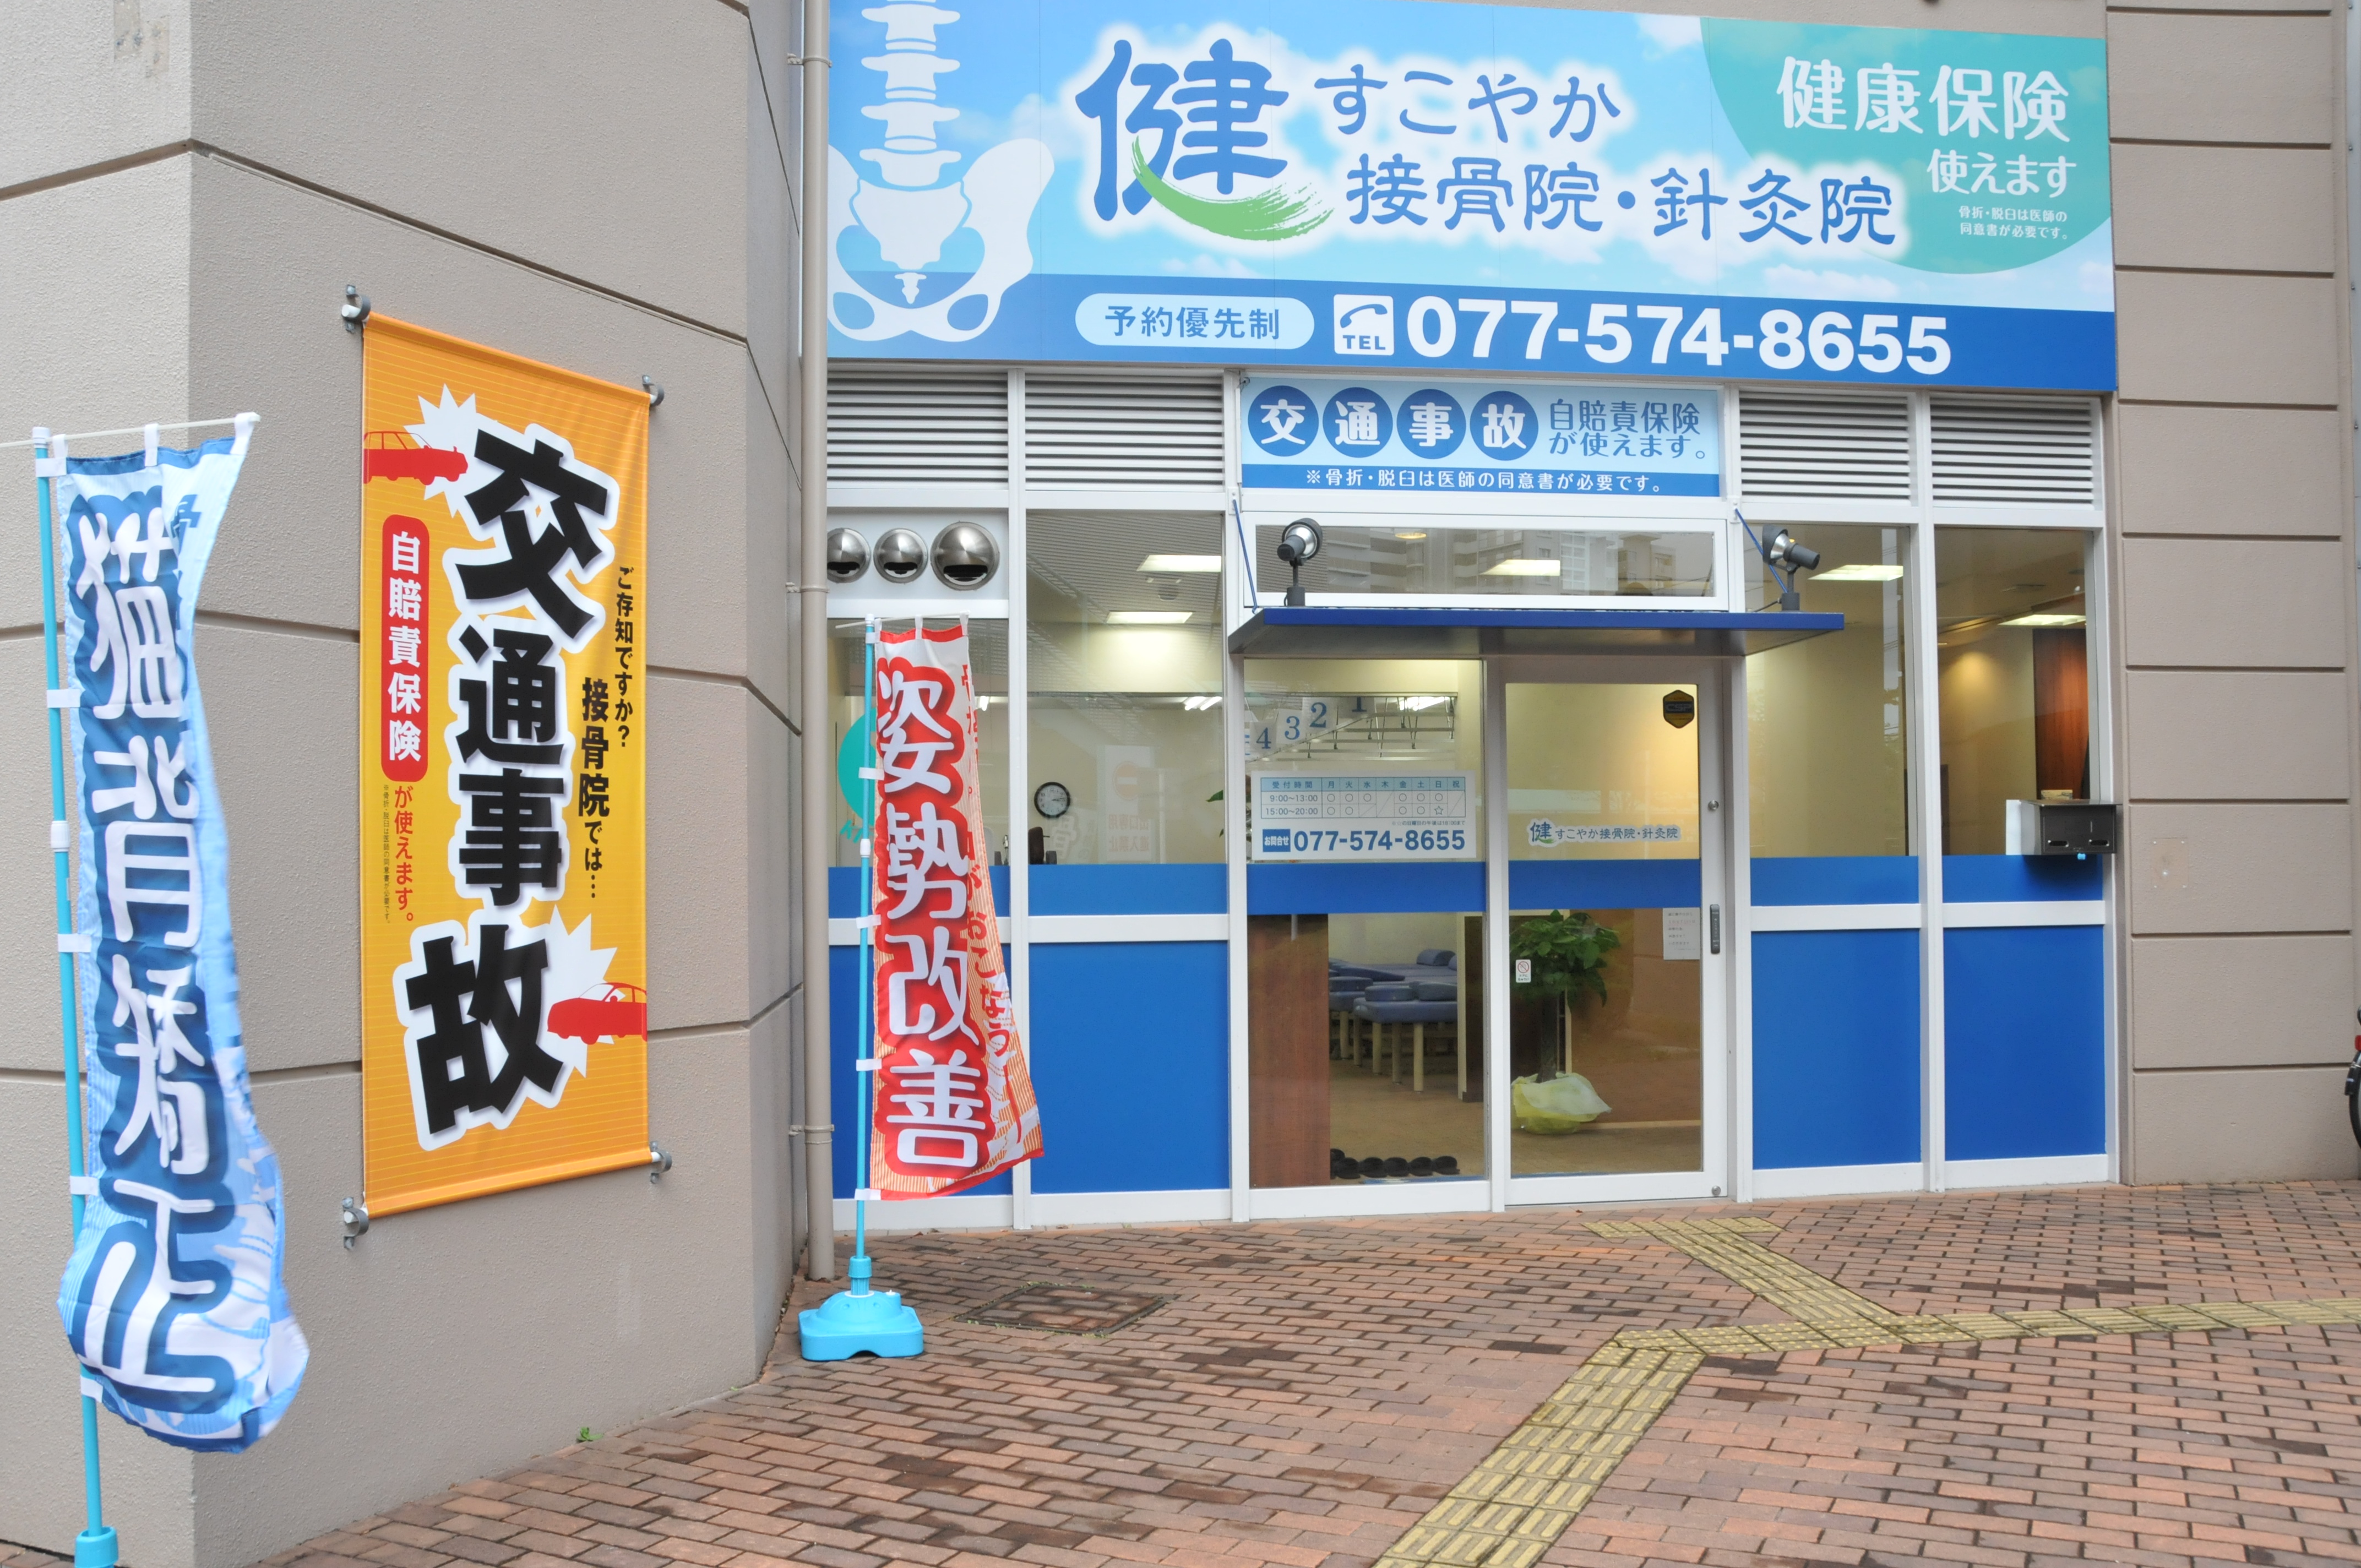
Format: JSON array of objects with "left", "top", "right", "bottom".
[
  {"left": 868, "top": 623, "right": 1042, "bottom": 1197},
  {"left": 359, "top": 317, "right": 649, "bottom": 1217}
]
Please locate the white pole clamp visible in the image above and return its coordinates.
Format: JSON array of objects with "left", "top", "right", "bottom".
[
  {"left": 855, "top": 1057, "right": 880, "bottom": 1072},
  {"left": 852, "top": 914, "right": 880, "bottom": 930},
  {"left": 855, "top": 1188, "right": 882, "bottom": 1202},
  {"left": 46, "top": 689, "right": 79, "bottom": 710},
  {"left": 68, "top": 1174, "right": 97, "bottom": 1197},
  {"left": 858, "top": 767, "right": 884, "bottom": 781},
  {"left": 57, "top": 933, "right": 91, "bottom": 954},
  {"left": 50, "top": 820, "right": 67, "bottom": 851}
]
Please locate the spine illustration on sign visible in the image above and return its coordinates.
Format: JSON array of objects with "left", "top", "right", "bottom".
[
  {"left": 50, "top": 422, "right": 311, "bottom": 1452},
  {"left": 828, "top": 2, "right": 1052, "bottom": 342}
]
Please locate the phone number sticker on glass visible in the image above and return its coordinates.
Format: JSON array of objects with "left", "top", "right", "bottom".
[{"left": 1252, "top": 771, "right": 1477, "bottom": 861}]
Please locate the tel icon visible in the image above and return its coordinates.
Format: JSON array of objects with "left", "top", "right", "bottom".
[{"left": 1333, "top": 295, "right": 1394, "bottom": 356}]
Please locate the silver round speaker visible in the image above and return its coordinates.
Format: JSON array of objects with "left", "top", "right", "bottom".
[
  {"left": 824, "top": 527, "right": 871, "bottom": 585},
  {"left": 873, "top": 526, "right": 927, "bottom": 584},
  {"left": 932, "top": 521, "right": 1000, "bottom": 591}
]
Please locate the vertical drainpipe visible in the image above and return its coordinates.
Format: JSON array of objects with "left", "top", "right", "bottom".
[{"left": 801, "top": 0, "right": 836, "bottom": 1282}]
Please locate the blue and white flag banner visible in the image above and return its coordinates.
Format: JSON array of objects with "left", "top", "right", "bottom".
[{"left": 51, "top": 422, "right": 309, "bottom": 1451}]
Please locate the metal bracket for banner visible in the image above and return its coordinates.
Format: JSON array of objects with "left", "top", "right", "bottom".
[
  {"left": 648, "top": 1145, "right": 673, "bottom": 1183},
  {"left": 341, "top": 284, "right": 371, "bottom": 333},
  {"left": 341, "top": 1197, "right": 369, "bottom": 1249},
  {"left": 641, "top": 377, "right": 665, "bottom": 410}
]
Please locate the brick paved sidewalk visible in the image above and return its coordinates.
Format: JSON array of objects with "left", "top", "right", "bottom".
[{"left": 24, "top": 1182, "right": 2361, "bottom": 1568}]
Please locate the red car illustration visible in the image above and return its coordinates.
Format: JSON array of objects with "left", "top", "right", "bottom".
[
  {"left": 363, "top": 430, "right": 468, "bottom": 486},
  {"left": 548, "top": 983, "right": 648, "bottom": 1044}
]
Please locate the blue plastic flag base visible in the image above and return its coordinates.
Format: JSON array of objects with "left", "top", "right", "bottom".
[
  {"left": 798, "top": 1258, "right": 924, "bottom": 1362},
  {"left": 75, "top": 1526, "right": 118, "bottom": 1568}
]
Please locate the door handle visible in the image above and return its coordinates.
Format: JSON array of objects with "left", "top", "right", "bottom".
[{"left": 1709, "top": 903, "right": 1721, "bottom": 954}]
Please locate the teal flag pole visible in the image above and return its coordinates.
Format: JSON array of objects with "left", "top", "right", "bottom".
[
  {"left": 32, "top": 427, "right": 120, "bottom": 1568},
  {"left": 798, "top": 614, "right": 922, "bottom": 1359}
]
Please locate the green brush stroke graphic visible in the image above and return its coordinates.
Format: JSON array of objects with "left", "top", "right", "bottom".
[{"left": 1131, "top": 141, "right": 1329, "bottom": 242}]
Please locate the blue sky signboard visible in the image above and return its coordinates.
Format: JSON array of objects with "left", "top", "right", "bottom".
[{"left": 829, "top": 1, "right": 2112, "bottom": 389}]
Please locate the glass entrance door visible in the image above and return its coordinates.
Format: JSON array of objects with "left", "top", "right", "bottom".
[{"left": 1494, "top": 669, "right": 1727, "bottom": 1203}]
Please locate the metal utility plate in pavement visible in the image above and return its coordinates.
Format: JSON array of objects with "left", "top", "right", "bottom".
[
  {"left": 959, "top": 1282, "right": 1172, "bottom": 1336},
  {"left": 1226, "top": 606, "right": 1845, "bottom": 660}
]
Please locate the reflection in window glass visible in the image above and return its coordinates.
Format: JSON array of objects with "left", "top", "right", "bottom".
[
  {"left": 1744, "top": 525, "right": 1910, "bottom": 858},
  {"left": 1935, "top": 527, "right": 2093, "bottom": 854},
  {"left": 1256, "top": 524, "right": 1716, "bottom": 600},
  {"left": 829, "top": 617, "right": 1008, "bottom": 867},
  {"left": 1026, "top": 513, "right": 1224, "bottom": 864},
  {"left": 1245, "top": 660, "right": 1486, "bottom": 1188},
  {"left": 1505, "top": 683, "right": 1702, "bottom": 1178}
]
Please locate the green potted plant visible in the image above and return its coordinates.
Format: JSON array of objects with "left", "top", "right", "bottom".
[{"left": 1508, "top": 911, "right": 1619, "bottom": 1132}]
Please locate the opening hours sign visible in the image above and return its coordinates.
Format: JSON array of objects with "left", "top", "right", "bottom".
[{"left": 358, "top": 318, "right": 650, "bottom": 1216}]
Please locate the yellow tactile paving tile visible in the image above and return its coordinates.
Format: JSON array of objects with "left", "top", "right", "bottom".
[{"left": 1379, "top": 1218, "right": 2361, "bottom": 1568}]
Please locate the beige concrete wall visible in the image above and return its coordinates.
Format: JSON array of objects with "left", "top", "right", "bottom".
[
  {"left": 2107, "top": 0, "right": 2361, "bottom": 1182},
  {"left": 0, "top": 3, "right": 806, "bottom": 1562}
]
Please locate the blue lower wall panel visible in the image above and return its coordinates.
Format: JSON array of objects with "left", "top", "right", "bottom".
[
  {"left": 1752, "top": 929, "right": 1922, "bottom": 1169},
  {"left": 1509, "top": 859, "right": 1700, "bottom": 911},
  {"left": 1026, "top": 941, "right": 1229, "bottom": 1194},
  {"left": 1248, "top": 861, "right": 1484, "bottom": 913},
  {"left": 1944, "top": 854, "right": 2104, "bottom": 902},
  {"left": 1032, "top": 863, "right": 1226, "bottom": 915},
  {"left": 830, "top": 944, "right": 1012, "bottom": 1201},
  {"left": 1752, "top": 857, "right": 1918, "bottom": 906},
  {"left": 1943, "top": 925, "right": 2106, "bottom": 1161}
]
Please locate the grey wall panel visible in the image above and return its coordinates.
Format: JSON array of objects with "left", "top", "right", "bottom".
[
  {"left": 744, "top": 999, "right": 797, "bottom": 1341},
  {"left": 750, "top": 700, "right": 796, "bottom": 1012},
  {"left": 2125, "top": 803, "right": 2354, "bottom": 934},
  {"left": 647, "top": 675, "right": 752, "bottom": 1032},
  {"left": 748, "top": 371, "right": 796, "bottom": 717},
  {"left": 188, "top": 160, "right": 757, "bottom": 683},
  {"left": 198, "top": 622, "right": 359, "bottom": 1074},
  {"left": 2128, "top": 933, "right": 2355, "bottom": 1069},
  {"left": 0, "top": 638, "right": 70, "bottom": 1075},
  {"left": 2128, "top": 1064, "right": 2357, "bottom": 1183},
  {"left": 187, "top": 1047, "right": 764, "bottom": 1568},
  {"left": 2119, "top": 537, "right": 2351, "bottom": 669},
  {"left": 0, "top": 1, "right": 191, "bottom": 191},
  {"left": 2114, "top": 405, "right": 2347, "bottom": 539},
  {"left": 0, "top": 157, "right": 193, "bottom": 637},
  {"left": 191, "top": 0, "right": 750, "bottom": 334},
  {"left": 0, "top": 1078, "right": 200, "bottom": 1568},
  {"left": 2113, "top": 145, "right": 2339, "bottom": 275},
  {"left": 2108, "top": 13, "right": 2337, "bottom": 145},
  {"left": 2122, "top": 669, "right": 2354, "bottom": 801},
  {"left": 2115, "top": 273, "right": 2343, "bottom": 407}
]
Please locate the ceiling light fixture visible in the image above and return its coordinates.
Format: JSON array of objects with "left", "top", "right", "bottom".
[
  {"left": 2000, "top": 612, "right": 2086, "bottom": 628},
  {"left": 1811, "top": 563, "right": 1905, "bottom": 582},
  {"left": 1481, "top": 559, "right": 1562, "bottom": 577},
  {"left": 1399, "top": 694, "right": 1448, "bottom": 712},
  {"left": 1394, "top": 530, "right": 1428, "bottom": 541},
  {"left": 1182, "top": 694, "right": 1221, "bottom": 711},
  {"left": 1137, "top": 554, "right": 1222, "bottom": 574},
  {"left": 1106, "top": 610, "right": 1192, "bottom": 625}
]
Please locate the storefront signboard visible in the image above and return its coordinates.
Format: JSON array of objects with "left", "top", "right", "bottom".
[
  {"left": 829, "top": 0, "right": 2112, "bottom": 390},
  {"left": 1252, "top": 772, "right": 1477, "bottom": 861},
  {"left": 358, "top": 318, "right": 650, "bottom": 1216},
  {"left": 1242, "top": 377, "right": 1721, "bottom": 495}
]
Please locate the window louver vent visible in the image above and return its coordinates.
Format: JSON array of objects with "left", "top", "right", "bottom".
[
  {"left": 827, "top": 364, "right": 1008, "bottom": 486},
  {"left": 1024, "top": 374, "right": 1226, "bottom": 487},
  {"left": 1738, "top": 391, "right": 1912, "bottom": 502},
  {"left": 1931, "top": 397, "right": 2096, "bottom": 508}
]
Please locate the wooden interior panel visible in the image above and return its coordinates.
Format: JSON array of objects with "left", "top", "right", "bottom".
[
  {"left": 1249, "top": 913, "right": 1330, "bottom": 1189},
  {"left": 2033, "top": 627, "right": 2091, "bottom": 798}
]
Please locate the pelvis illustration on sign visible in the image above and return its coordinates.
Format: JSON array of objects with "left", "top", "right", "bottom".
[{"left": 829, "top": 2, "right": 1051, "bottom": 343}]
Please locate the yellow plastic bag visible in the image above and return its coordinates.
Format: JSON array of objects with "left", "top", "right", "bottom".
[{"left": 1511, "top": 1072, "right": 1611, "bottom": 1134}]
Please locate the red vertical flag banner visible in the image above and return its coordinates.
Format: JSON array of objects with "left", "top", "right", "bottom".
[{"left": 868, "top": 623, "right": 1041, "bottom": 1197}]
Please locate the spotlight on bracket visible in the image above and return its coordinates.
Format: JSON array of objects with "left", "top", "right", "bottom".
[
  {"left": 1759, "top": 527, "right": 1821, "bottom": 611},
  {"left": 825, "top": 527, "right": 871, "bottom": 585},
  {"left": 1276, "top": 518, "right": 1324, "bottom": 608},
  {"left": 931, "top": 521, "right": 1000, "bottom": 591},
  {"left": 873, "top": 527, "right": 927, "bottom": 585}
]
